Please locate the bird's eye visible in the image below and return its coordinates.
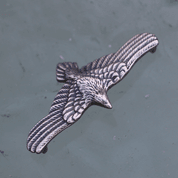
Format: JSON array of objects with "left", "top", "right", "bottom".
[
  {"left": 95, "top": 91, "right": 99, "bottom": 94},
  {"left": 95, "top": 89, "right": 102, "bottom": 95}
]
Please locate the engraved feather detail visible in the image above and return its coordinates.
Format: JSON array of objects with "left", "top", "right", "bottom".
[
  {"left": 81, "top": 33, "right": 159, "bottom": 89},
  {"left": 27, "top": 33, "right": 159, "bottom": 154}
]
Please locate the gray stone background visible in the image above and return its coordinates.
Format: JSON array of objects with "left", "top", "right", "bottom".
[{"left": 0, "top": 0, "right": 178, "bottom": 177}]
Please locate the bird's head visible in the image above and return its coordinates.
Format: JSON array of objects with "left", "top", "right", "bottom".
[
  {"left": 94, "top": 88, "right": 112, "bottom": 109},
  {"left": 78, "top": 77, "right": 112, "bottom": 109},
  {"left": 89, "top": 79, "right": 112, "bottom": 109}
]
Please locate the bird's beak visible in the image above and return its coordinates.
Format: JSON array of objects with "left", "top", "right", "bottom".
[{"left": 102, "top": 93, "right": 112, "bottom": 109}]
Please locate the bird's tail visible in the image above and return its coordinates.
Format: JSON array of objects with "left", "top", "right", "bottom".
[{"left": 56, "top": 62, "right": 79, "bottom": 82}]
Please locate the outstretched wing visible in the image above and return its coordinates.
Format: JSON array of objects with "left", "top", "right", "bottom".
[
  {"left": 80, "top": 33, "right": 159, "bottom": 89},
  {"left": 27, "top": 82, "right": 91, "bottom": 154}
]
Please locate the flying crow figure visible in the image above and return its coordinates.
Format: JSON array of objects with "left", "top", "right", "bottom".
[{"left": 27, "top": 33, "right": 159, "bottom": 154}]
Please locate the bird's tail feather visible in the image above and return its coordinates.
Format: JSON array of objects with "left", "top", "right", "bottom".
[{"left": 56, "top": 62, "right": 79, "bottom": 82}]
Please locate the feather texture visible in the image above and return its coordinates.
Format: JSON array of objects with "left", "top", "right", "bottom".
[
  {"left": 27, "top": 33, "right": 159, "bottom": 153},
  {"left": 27, "top": 83, "right": 90, "bottom": 153}
]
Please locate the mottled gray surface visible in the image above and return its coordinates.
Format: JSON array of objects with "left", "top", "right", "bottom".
[{"left": 0, "top": 0, "right": 178, "bottom": 178}]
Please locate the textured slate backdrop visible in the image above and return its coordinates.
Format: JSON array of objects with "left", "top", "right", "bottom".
[{"left": 0, "top": 0, "right": 178, "bottom": 177}]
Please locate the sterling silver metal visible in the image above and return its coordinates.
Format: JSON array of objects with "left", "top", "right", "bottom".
[{"left": 27, "top": 33, "right": 159, "bottom": 154}]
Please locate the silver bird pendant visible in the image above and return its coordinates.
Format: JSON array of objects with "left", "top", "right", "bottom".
[{"left": 27, "top": 33, "right": 159, "bottom": 154}]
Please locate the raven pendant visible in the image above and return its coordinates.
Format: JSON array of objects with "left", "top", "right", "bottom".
[{"left": 27, "top": 33, "right": 159, "bottom": 154}]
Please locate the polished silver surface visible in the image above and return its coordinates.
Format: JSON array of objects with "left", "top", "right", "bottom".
[{"left": 27, "top": 33, "right": 159, "bottom": 154}]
